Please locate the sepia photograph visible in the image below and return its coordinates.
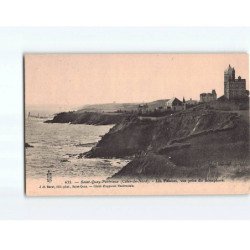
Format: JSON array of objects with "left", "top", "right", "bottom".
[
  {"left": 1, "top": 3, "right": 250, "bottom": 250},
  {"left": 24, "top": 53, "right": 250, "bottom": 196}
]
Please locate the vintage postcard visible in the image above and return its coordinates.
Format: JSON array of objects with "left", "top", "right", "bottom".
[{"left": 24, "top": 53, "right": 250, "bottom": 196}]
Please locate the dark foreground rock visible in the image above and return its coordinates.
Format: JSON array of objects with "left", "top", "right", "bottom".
[
  {"left": 112, "top": 152, "right": 250, "bottom": 180},
  {"left": 112, "top": 153, "right": 176, "bottom": 179}
]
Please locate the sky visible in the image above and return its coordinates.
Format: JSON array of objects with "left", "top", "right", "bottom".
[{"left": 25, "top": 53, "right": 248, "bottom": 108}]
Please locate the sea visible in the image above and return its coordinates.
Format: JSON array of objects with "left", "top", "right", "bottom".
[{"left": 25, "top": 117, "right": 129, "bottom": 180}]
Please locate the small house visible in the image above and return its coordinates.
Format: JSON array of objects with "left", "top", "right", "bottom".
[{"left": 165, "top": 97, "right": 183, "bottom": 111}]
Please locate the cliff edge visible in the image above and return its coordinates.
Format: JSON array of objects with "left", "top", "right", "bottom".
[
  {"left": 85, "top": 109, "right": 250, "bottom": 180},
  {"left": 45, "top": 111, "right": 128, "bottom": 125}
]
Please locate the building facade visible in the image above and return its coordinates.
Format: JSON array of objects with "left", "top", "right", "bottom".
[
  {"left": 166, "top": 97, "right": 183, "bottom": 111},
  {"left": 138, "top": 104, "right": 149, "bottom": 114},
  {"left": 200, "top": 89, "right": 217, "bottom": 102},
  {"left": 224, "top": 65, "right": 246, "bottom": 100},
  {"left": 186, "top": 98, "right": 198, "bottom": 106}
]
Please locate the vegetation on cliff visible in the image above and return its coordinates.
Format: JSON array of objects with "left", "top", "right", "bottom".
[
  {"left": 45, "top": 102, "right": 249, "bottom": 180},
  {"left": 85, "top": 108, "right": 242, "bottom": 157},
  {"left": 85, "top": 108, "right": 249, "bottom": 180},
  {"left": 45, "top": 99, "right": 171, "bottom": 125}
]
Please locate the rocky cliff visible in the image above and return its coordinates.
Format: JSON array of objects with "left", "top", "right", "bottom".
[
  {"left": 85, "top": 109, "right": 240, "bottom": 158},
  {"left": 85, "top": 108, "right": 250, "bottom": 180},
  {"left": 45, "top": 111, "right": 128, "bottom": 125}
]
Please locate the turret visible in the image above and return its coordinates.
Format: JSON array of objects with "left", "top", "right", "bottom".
[
  {"left": 224, "top": 65, "right": 246, "bottom": 100},
  {"left": 212, "top": 89, "right": 217, "bottom": 99},
  {"left": 224, "top": 64, "right": 235, "bottom": 81}
]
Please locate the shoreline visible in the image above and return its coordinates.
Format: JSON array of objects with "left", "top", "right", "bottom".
[
  {"left": 36, "top": 102, "right": 250, "bottom": 181},
  {"left": 82, "top": 107, "right": 250, "bottom": 180}
]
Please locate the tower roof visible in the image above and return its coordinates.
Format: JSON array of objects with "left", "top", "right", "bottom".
[
  {"left": 166, "top": 97, "right": 182, "bottom": 105},
  {"left": 224, "top": 64, "right": 235, "bottom": 73}
]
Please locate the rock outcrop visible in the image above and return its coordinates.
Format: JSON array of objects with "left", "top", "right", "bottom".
[
  {"left": 45, "top": 111, "right": 128, "bottom": 125},
  {"left": 85, "top": 109, "right": 249, "bottom": 180},
  {"left": 85, "top": 109, "right": 241, "bottom": 158}
]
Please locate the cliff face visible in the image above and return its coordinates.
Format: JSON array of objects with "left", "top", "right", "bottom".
[
  {"left": 85, "top": 109, "right": 250, "bottom": 180},
  {"left": 85, "top": 115, "right": 156, "bottom": 157},
  {"left": 45, "top": 111, "right": 127, "bottom": 125},
  {"left": 46, "top": 107, "right": 249, "bottom": 180},
  {"left": 85, "top": 109, "right": 241, "bottom": 158}
]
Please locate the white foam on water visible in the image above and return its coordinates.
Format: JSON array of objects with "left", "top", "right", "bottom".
[{"left": 25, "top": 118, "right": 128, "bottom": 179}]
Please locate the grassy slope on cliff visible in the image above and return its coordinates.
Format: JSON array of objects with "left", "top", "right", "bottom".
[
  {"left": 77, "top": 99, "right": 169, "bottom": 112},
  {"left": 86, "top": 108, "right": 243, "bottom": 158},
  {"left": 113, "top": 124, "right": 250, "bottom": 180},
  {"left": 86, "top": 108, "right": 249, "bottom": 180}
]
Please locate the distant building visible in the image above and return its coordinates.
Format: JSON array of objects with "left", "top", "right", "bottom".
[
  {"left": 200, "top": 89, "right": 217, "bottom": 102},
  {"left": 186, "top": 98, "right": 198, "bottom": 105},
  {"left": 224, "top": 65, "right": 246, "bottom": 100},
  {"left": 166, "top": 97, "right": 183, "bottom": 111},
  {"left": 155, "top": 106, "right": 164, "bottom": 112},
  {"left": 138, "top": 104, "right": 149, "bottom": 114}
]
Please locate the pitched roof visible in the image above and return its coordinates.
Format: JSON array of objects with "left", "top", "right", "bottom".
[{"left": 166, "top": 97, "right": 182, "bottom": 106}]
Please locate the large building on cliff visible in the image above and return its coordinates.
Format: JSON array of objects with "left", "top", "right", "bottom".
[
  {"left": 224, "top": 65, "right": 246, "bottom": 100},
  {"left": 200, "top": 89, "right": 217, "bottom": 102}
]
